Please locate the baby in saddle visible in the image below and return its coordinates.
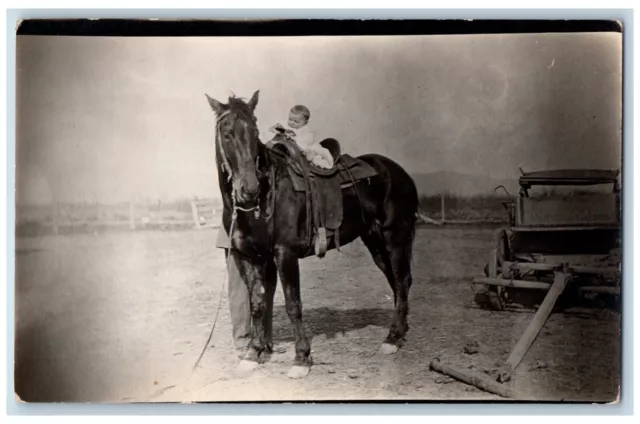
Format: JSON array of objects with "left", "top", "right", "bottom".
[{"left": 269, "top": 105, "right": 334, "bottom": 169}]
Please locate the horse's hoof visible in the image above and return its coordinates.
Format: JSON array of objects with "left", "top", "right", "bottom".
[
  {"left": 379, "top": 343, "right": 399, "bottom": 355},
  {"left": 287, "top": 365, "right": 311, "bottom": 379},
  {"left": 236, "top": 359, "right": 259, "bottom": 375}
]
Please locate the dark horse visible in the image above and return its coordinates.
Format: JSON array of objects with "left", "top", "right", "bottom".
[{"left": 206, "top": 91, "right": 419, "bottom": 378}]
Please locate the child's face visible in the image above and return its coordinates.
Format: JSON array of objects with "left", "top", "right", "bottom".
[{"left": 287, "top": 112, "right": 307, "bottom": 129}]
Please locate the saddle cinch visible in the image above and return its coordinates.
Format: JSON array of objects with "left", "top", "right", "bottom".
[{"left": 267, "top": 136, "right": 378, "bottom": 257}]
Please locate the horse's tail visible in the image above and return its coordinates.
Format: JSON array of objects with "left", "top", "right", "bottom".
[
  {"left": 378, "top": 154, "right": 418, "bottom": 284},
  {"left": 408, "top": 210, "right": 417, "bottom": 287}
]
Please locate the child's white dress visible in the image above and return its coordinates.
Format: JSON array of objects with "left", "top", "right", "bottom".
[{"left": 287, "top": 124, "right": 334, "bottom": 169}]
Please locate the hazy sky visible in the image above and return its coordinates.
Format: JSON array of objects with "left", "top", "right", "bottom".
[{"left": 16, "top": 32, "right": 622, "bottom": 204}]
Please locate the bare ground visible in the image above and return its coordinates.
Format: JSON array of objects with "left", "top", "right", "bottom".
[{"left": 13, "top": 227, "right": 620, "bottom": 403}]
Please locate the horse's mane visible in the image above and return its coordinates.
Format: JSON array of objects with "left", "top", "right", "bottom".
[
  {"left": 220, "top": 95, "right": 280, "bottom": 168},
  {"left": 226, "top": 96, "right": 257, "bottom": 123}
]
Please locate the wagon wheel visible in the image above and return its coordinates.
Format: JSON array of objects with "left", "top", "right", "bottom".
[{"left": 478, "top": 228, "right": 513, "bottom": 310}]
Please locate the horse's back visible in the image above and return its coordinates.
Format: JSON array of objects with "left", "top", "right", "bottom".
[{"left": 356, "top": 153, "right": 419, "bottom": 206}]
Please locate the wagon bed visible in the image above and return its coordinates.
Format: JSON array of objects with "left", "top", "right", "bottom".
[{"left": 430, "top": 168, "right": 622, "bottom": 398}]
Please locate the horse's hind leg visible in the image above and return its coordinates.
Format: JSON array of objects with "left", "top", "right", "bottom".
[
  {"left": 362, "top": 230, "right": 397, "bottom": 304},
  {"left": 382, "top": 242, "right": 413, "bottom": 352},
  {"left": 362, "top": 227, "right": 413, "bottom": 355}
]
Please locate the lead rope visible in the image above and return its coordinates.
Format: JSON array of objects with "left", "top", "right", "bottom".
[
  {"left": 182, "top": 187, "right": 265, "bottom": 396},
  {"left": 181, "top": 113, "right": 239, "bottom": 397},
  {"left": 180, "top": 209, "right": 237, "bottom": 399}
]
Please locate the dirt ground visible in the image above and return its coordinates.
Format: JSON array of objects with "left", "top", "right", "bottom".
[{"left": 13, "top": 226, "right": 621, "bottom": 403}]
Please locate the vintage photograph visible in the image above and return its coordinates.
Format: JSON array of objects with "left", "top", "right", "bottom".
[{"left": 14, "top": 23, "right": 622, "bottom": 403}]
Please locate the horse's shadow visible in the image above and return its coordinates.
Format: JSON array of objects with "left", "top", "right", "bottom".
[{"left": 270, "top": 306, "right": 392, "bottom": 342}]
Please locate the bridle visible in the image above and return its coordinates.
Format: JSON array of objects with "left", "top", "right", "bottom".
[
  {"left": 215, "top": 109, "right": 274, "bottom": 222},
  {"left": 188, "top": 103, "right": 273, "bottom": 384},
  {"left": 215, "top": 109, "right": 263, "bottom": 220}
]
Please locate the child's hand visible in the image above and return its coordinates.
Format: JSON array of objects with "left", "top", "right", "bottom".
[
  {"left": 284, "top": 129, "right": 296, "bottom": 138},
  {"left": 269, "top": 123, "right": 285, "bottom": 133}
]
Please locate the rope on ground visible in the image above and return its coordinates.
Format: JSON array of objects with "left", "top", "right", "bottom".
[{"left": 181, "top": 218, "right": 236, "bottom": 396}]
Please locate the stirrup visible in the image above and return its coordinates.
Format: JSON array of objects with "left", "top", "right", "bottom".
[{"left": 315, "top": 227, "right": 328, "bottom": 258}]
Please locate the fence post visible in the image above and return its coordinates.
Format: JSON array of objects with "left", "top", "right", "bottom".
[
  {"left": 129, "top": 200, "right": 136, "bottom": 230},
  {"left": 190, "top": 199, "right": 201, "bottom": 230},
  {"left": 440, "top": 194, "right": 446, "bottom": 224},
  {"left": 52, "top": 201, "right": 59, "bottom": 235}
]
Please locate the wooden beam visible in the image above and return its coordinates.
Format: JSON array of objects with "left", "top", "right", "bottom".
[
  {"left": 502, "top": 261, "right": 620, "bottom": 276},
  {"left": 496, "top": 271, "right": 569, "bottom": 383},
  {"left": 429, "top": 358, "right": 519, "bottom": 399},
  {"left": 472, "top": 277, "right": 551, "bottom": 290}
]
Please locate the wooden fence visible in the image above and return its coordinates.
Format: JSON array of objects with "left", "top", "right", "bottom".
[
  {"left": 18, "top": 198, "right": 223, "bottom": 235},
  {"left": 190, "top": 198, "right": 221, "bottom": 230},
  {"left": 18, "top": 193, "right": 508, "bottom": 236},
  {"left": 417, "top": 193, "right": 509, "bottom": 226}
]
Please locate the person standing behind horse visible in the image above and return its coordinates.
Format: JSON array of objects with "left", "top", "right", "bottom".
[
  {"left": 215, "top": 227, "right": 251, "bottom": 352},
  {"left": 269, "top": 105, "right": 334, "bottom": 169}
]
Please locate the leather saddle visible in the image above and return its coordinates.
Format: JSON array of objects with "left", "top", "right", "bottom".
[{"left": 267, "top": 135, "right": 378, "bottom": 257}]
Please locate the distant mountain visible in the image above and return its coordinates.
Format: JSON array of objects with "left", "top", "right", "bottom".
[{"left": 410, "top": 171, "right": 519, "bottom": 197}]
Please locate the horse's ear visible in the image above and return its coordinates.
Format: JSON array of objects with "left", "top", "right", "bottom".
[
  {"left": 205, "top": 94, "right": 225, "bottom": 115},
  {"left": 247, "top": 90, "right": 260, "bottom": 112}
]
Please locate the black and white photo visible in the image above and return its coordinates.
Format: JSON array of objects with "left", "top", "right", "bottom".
[{"left": 14, "top": 21, "right": 623, "bottom": 403}]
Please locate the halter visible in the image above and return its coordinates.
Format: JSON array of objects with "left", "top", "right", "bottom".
[
  {"left": 215, "top": 110, "right": 234, "bottom": 182},
  {"left": 215, "top": 109, "right": 264, "bottom": 219}
]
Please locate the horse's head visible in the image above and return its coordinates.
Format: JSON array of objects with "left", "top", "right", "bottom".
[{"left": 205, "top": 90, "right": 261, "bottom": 208}]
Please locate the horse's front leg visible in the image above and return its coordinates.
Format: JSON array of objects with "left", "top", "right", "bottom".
[
  {"left": 233, "top": 253, "right": 271, "bottom": 373},
  {"left": 274, "top": 246, "right": 312, "bottom": 379}
]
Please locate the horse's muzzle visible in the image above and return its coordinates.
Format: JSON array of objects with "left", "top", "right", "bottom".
[
  {"left": 233, "top": 172, "right": 260, "bottom": 207},
  {"left": 235, "top": 185, "right": 260, "bottom": 207}
]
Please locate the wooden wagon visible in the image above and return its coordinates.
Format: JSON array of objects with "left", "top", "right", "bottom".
[{"left": 430, "top": 169, "right": 622, "bottom": 397}]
